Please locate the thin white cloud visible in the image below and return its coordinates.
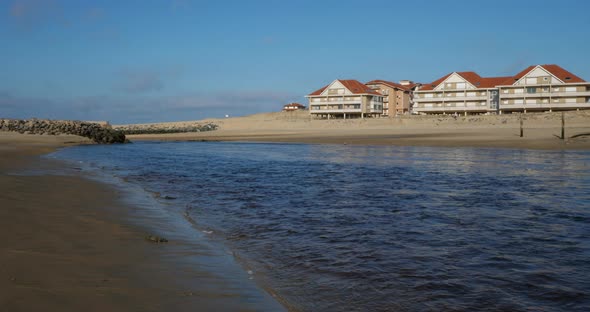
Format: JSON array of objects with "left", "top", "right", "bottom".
[
  {"left": 0, "top": 90, "right": 301, "bottom": 124},
  {"left": 115, "top": 66, "right": 187, "bottom": 94},
  {"left": 118, "top": 71, "right": 165, "bottom": 93},
  {"left": 8, "top": 0, "right": 63, "bottom": 27}
]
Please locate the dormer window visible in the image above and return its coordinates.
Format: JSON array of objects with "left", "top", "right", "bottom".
[{"left": 565, "top": 77, "right": 571, "bottom": 80}]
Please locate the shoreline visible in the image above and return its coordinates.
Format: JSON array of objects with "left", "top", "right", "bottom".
[
  {"left": 0, "top": 133, "right": 285, "bottom": 311},
  {"left": 128, "top": 128, "right": 590, "bottom": 150},
  {"left": 122, "top": 110, "right": 590, "bottom": 150}
]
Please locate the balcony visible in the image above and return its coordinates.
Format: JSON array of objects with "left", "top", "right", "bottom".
[
  {"left": 414, "top": 106, "right": 491, "bottom": 112},
  {"left": 310, "top": 99, "right": 362, "bottom": 105},
  {"left": 310, "top": 108, "right": 362, "bottom": 114},
  {"left": 414, "top": 94, "right": 487, "bottom": 102},
  {"left": 500, "top": 91, "right": 590, "bottom": 98},
  {"left": 500, "top": 102, "right": 590, "bottom": 110}
]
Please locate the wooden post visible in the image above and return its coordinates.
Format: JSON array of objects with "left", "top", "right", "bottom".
[
  {"left": 520, "top": 115, "right": 524, "bottom": 138},
  {"left": 561, "top": 112, "right": 565, "bottom": 140}
]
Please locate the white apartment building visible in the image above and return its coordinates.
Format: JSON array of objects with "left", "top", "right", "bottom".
[
  {"left": 413, "top": 64, "right": 590, "bottom": 115},
  {"left": 307, "top": 79, "right": 384, "bottom": 119}
]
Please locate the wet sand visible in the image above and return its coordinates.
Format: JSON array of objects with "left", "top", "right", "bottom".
[
  {"left": 0, "top": 133, "right": 284, "bottom": 311},
  {"left": 124, "top": 110, "right": 590, "bottom": 150}
]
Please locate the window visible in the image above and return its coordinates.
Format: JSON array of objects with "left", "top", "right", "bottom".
[
  {"left": 526, "top": 87, "right": 536, "bottom": 94},
  {"left": 554, "top": 87, "right": 560, "bottom": 92},
  {"left": 542, "top": 87, "right": 549, "bottom": 92},
  {"left": 328, "top": 88, "right": 344, "bottom": 95},
  {"left": 503, "top": 90, "right": 509, "bottom": 93}
]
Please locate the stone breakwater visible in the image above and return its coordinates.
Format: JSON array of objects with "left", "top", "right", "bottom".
[
  {"left": 0, "top": 119, "right": 126, "bottom": 144},
  {"left": 114, "top": 123, "right": 218, "bottom": 135}
]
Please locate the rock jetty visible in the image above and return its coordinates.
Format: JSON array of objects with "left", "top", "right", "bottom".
[
  {"left": 114, "top": 123, "right": 218, "bottom": 135},
  {"left": 0, "top": 118, "right": 126, "bottom": 144}
]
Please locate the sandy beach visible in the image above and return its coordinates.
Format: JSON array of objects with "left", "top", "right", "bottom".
[
  {"left": 2, "top": 110, "right": 589, "bottom": 311},
  {"left": 0, "top": 132, "right": 284, "bottom": 311},
  {"left": 123, "top": 110, "right": 590, "bottom": 150}
]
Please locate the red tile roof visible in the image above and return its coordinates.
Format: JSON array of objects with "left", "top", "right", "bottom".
[
  {"left": 308, "top": 79, "right": 382, "bottom": 96},
  {"left": 511, "top": 64, "right": 586, "bottom": 84},
  {"left": 365, "top": 79, "right": 410, "bottom": 91},
  {"left": 284, "top": 102, "right": 306, "bottom": 108},
  {"left": 478, "top": 76, "right": 514, "bottom": 88},
  {"left": 418, "top": 64, "right": 585, "bottom": 91},
  {"left": 419, "top": 73, "right": 453, "bottom": 91},
  {"left": 309, "top": 85, "right": 329, "bottom": 96},
  {"left": 420, "top": 72, "right": 512, "bottom": 90}
]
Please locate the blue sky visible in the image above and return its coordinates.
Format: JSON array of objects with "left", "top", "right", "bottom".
[{"left": 1, "top": 0, "right": 589, "bottom": 124}]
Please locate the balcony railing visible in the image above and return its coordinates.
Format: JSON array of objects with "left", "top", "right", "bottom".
[
  {"left": 310, "top": 99, "right": 362, "bottom": 105},
  {"left": 310, "top": 108, "right": 362, "bottom": 114},
  {"left": 500, "top": 102, "right": 590, "bottom": 109},
  {"left": 414, "top": 106, "right": 491, "bottom": 112},
  {"left": 500, "top": 91, "right": 590, "bottom": 98},
  {"left": 414, "top": 95, "right": 487, "bottom": 102}
]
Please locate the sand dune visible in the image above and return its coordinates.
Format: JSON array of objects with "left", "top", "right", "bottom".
[{"left": 123, "top": 110, "right": 590, "bottom": 150}]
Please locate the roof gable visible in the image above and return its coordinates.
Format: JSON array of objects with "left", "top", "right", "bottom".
[
  {"left": 308, "top": 79, "right": 382, "bottom": 96},
  {"left": 512, "top": 65, "right": 563, "bottom": 85},
  {"left": 433, "top": 72, "right": 479, "bottom": 90},
  {"left": 511, "top": 64, "right": 585, "bottom": 85}
]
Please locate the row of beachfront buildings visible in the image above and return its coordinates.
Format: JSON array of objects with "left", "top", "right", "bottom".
[{"left": 298, "top": 64, "right": 590, "bottom": 118}]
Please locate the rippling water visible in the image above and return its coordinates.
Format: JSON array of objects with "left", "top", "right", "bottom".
[{"left": 52, "top": 142, "right": 590, "bottom": 311}]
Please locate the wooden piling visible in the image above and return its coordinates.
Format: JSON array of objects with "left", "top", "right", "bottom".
[{"left": 561, "top": 112, "right": 565, "bottom": 140}]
